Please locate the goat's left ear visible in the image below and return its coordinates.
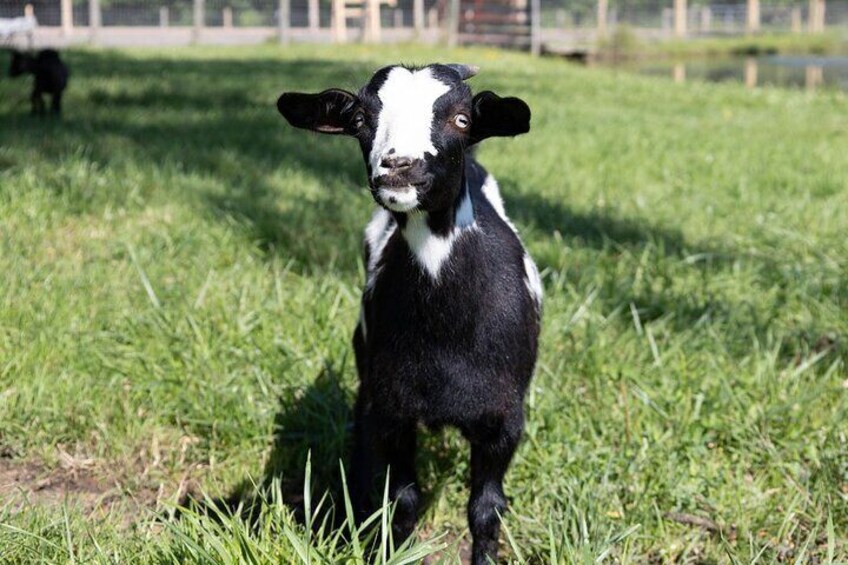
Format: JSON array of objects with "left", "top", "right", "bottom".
[
  {"left": 469, "top": 91, "right": 531, "bottom": 145},
  {"left": 277, "top": 88, "right": 359, "bottom": 135}
]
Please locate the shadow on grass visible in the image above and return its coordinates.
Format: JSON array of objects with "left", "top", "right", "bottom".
[
  {"left": 0, "top": 50, "right": 376, "bottom": 274},
  {"left": 181, "top": 365, "right": 352, "bottom": 528},
  {"left": 185, "top": 362, "right": 468, "bottom": 533}
]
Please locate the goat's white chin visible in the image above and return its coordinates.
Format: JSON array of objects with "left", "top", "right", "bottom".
[{"left": 378, "top": 187, "right": 419, "bottom": 213}]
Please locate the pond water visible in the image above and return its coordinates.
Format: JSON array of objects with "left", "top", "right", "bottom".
[{"left": 604, "top": 55, "right": 848, "bottom": 92}]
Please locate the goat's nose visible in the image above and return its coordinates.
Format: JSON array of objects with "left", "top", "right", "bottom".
[{"left": 380, "top": 155, "right": 413, "bottom": 171}]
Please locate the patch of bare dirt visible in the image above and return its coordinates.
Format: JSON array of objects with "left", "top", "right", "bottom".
[{"left": 0, "top": 447, "right": 189, "bottom": 527}]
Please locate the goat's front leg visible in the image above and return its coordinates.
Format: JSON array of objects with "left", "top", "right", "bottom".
[
  {"left": 51, "top": 91, "right": 63, "bottom": 115},
  {"left": 350, "top": 401, "right": 421, "bottom": 542},
  {"left": 350, "top": 394, "right": 379, "bottom": 524},
  {"left": 467, "top": 412, "right": 523, "bottom": 565},
  {"left": 31, "top": 90, "right": 44, "bottom": 116},
  {"left": 382, "top": 423, "right": 420, "bottom": 544}
]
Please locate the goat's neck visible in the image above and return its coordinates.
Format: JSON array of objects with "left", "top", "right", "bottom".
[
  {"left": 392, "top": 178, "right": 474, "bottom": 279},
  {"left": 394, "top": 179, "right": 473, "bottom": 239}
]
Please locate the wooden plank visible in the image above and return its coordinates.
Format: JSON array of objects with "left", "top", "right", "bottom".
[
  {"left": 461, "top": 13, "right": 529, "bottom": 24},
  {"left": 458, "top": 32, "right": 532, "bottom": 44},
  {"left": 461, "top": 23, "right": 532, "bottom": 34}
]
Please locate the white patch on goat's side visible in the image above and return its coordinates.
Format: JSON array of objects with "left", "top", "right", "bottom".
[
  {"left": 523, "top": 254, "right": 543, "bottom": 307},
  {"left": 378, "top": 187, "right": 419, "bottom": 213},
  {"left": 481, "top": 175, "right": 507, "bottom": 218},
  {"left": 402, "top": 188, "right": 476, "bottom": 280},
  {"left": 364, "top": 207, "right": 396, "bottom": 290},
  {"left": 481, "top": 174, "right": 519, "bottom": 233},
  {"left": 369, "top": 67, "right": 450, "bottom": 177}
]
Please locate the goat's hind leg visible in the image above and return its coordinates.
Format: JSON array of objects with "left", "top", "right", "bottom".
[{"left": 466, "top": 411, "right": 523, "bottom": 565}]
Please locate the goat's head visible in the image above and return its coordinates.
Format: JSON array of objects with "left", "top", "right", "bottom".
[{"left": 277, "top": 64, "right": 530, "bottom": 213}]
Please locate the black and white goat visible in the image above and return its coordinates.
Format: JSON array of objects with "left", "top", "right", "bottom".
[{"left": 277, "top": 63, "right": 541, "bottom": 565}]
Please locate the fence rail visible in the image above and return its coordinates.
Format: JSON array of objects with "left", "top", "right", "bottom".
[{"left": 2, "top": 0, "right": 847, "bottom": 50}]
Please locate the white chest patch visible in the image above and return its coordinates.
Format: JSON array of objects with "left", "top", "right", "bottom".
[
  {"left": 369, "top": 68, "right": 451, "bottom": 176},
  {"left": 401, "top": 187, "right": 476, "bottom": 280}
]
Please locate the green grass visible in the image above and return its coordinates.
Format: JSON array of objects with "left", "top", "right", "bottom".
[{"left": 1, "top": 44, "right": 847, "bottom": 563}]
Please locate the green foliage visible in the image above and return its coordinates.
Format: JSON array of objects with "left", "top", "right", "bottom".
[{"left": 0, "top": 44, "right": 847, "bottom": 562}]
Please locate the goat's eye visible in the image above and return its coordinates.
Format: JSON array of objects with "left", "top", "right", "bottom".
[
  {"left": 353, "top": 113, "right": 366, "bottom": 129},
  {"left": 453, "top": 114, "right": 470, "bottom": 129}
]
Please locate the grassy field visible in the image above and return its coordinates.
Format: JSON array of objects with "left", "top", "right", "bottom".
[{"left": 1, "top": 44, "right": 847, "bottom": 563}]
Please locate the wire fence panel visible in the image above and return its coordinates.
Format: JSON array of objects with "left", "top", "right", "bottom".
[{"left": 3, "top": 0, "right": 847, "bottom": 46}]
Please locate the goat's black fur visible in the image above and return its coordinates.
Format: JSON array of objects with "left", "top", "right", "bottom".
[{"left": 9, "top": 49, "right": 69, "bottom": 116}]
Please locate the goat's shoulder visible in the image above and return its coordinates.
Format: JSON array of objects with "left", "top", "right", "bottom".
[{"left": 465, "top": 158, "right": 543, "bottom": 310}]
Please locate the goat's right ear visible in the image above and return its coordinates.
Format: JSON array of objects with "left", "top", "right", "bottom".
[{"left": 276, "top": 89, "right": 359, "bottom": 135}]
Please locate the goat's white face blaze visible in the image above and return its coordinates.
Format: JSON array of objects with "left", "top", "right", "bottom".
[{"left": 369, "top": 67, "right": 450, "bottom": 183}]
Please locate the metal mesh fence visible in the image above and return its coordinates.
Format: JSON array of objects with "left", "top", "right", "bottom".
[
  {"left": 538, "top": 0, "right": 848, "bottom": 33},
  {"left": 3, "top": 0, "right": 847, "bottom": 38}
]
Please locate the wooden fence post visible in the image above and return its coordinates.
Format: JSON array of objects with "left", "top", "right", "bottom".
[
  {"left": 278, "top": 0, "right": 290, "bottom": 44},
  {"left": 23, "top": 3, "right": 34, "bottom": 47},
  {"left": 223, "top": 6, "right": 233, "bottom": 27},
  {"left": 428, "top": 7, "right": 438, "bottom": 28},
  {"left": 746, "top": 0, "right": 759, "bottom": 33},
  {"left": 700, "top": 6, "right": 711, "bottom": 33},
  {"left": 805, "top": 65, "right": 823, "bottom": 90},
  {"left": 447, "top": 0, "right": 459, "bottom": 46},
  {"left": 193, "top": 0, "right": 205, "bottom": 43},
  {"left": 364, "top": 0, "right": 381, "bottom": 42},
  {"left": 309, "top": 0, "right": 319, "bottom": 31},
  {"left": 673, "top": 0, "right": 687, "bottom": 38},
  {"left": 331, "top": 0, "right": 346, "bottom": 42},
  {"left": 597, "top": 0, "right": 608, "bottom": 38},
  {"left": 88, "top": 0, "right": 101, "bottom": 44},
  {"left": 790, "top": 6, "right": 801, "bottom": 31},
  {"left": 61, "top": 0, "right": 73, "bottom": 36},
  {"left": 744, "top": 57, "right": 757, "bottom": 88},
  {"left": 530, "top": 0, "right": 541, "bottom": 55},
  {"left": 413, "top": 0, "right": 424, "bottom": 36},
  {"left": 160, "top": 6, "right": 169, "bottom": 26},
  {"left": 814, "top": 0, "right": 826, "bottom": 32},
  {"left": 808, "top": 0, "right": 825, "bottom": 32}
]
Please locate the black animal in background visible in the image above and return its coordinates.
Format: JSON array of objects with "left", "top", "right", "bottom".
[
  {"left": 277, "top": 63, "right": 541, "bottom": 565},
  {"left": 9, "top": 49, "right": 69, "bottom": 116}
]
